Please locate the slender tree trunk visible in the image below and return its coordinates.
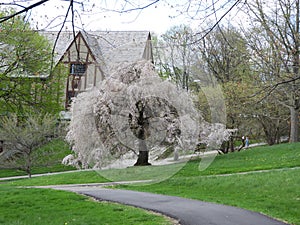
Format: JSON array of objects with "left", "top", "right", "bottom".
[
  {"left": 290, "top": 0, "right": 300, "bottom": 143},
  {"left": 26, "top": 164, "right": 32, "bottom": 178},
  {"left": 220, "top": 141, "right": 229, "bottom": 154},
  {"left": 26, "top": 153, "right": 32, "bottom": 178},
  {"left": 289, "top": 107, "right": 299, "bottom": 142},
  {"left": 229, "top": 137, "right": 235, "bottom": 152}
]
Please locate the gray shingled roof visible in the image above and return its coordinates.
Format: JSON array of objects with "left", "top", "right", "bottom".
[
  {"left": 40, "top": 31, "right": 75, "bottom": 63},
  {"left": 41, "top": 30, "right": 150, "bottom": 73}
]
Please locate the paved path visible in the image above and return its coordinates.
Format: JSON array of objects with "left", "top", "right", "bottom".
[
  {"left": 0, "top": 169, "right": 92, "bottom": 181},
  {"left": 37, "top": 183, "right": 289, "bottom": 225},
  {"left": 1, "top": 166, "right": 299, "bottom": 181}
]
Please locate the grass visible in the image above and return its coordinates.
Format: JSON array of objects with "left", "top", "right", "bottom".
[
  {"left": 175, "top": 142, "right": 300, "bottom": 177},
  {"left": 117, "top": 142, "right": 300, "bottom": 225},
  {"left": 0, "top": 140, "right": 173, "bottom": 225},
  {"left": 4, "top": 163, "right": 185, "bottom": 187},
  {"left": 1, "top": 142, "right": 299, "bottom": 224},
  {"left": 0, "top": 139, "right": 75, "bottom": 178},
  {"left": 2, "top": 142, "right": 299, "bottom": 186},
  {"left": 4, "top": 170, "right": 108, "bottom": 186},
  {"left": 0, "top": 186, "right": 172, "bottom": 225},
  {"left": 7, "top": 141, "right": 298, "bottom": 186},
  {"left": 120, "top": 168, "right": 300, "bottom": 224}
]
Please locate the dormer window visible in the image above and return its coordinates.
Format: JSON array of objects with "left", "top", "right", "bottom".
[{"left": 70, "top": 63, "right": 86, "bottom": 75}]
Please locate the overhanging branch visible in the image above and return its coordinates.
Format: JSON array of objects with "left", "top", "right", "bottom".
[{"left": 0, "top": 0, "right": 49, "bottom": 23}]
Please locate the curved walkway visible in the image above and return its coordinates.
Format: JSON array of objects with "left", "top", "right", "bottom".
[{"left": 38, "top": 183, "right": 289, "bottom": 225}]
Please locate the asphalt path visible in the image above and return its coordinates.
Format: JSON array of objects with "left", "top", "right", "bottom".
[{"left": 41, "top": 184, "right": 289, "bottom": 225}]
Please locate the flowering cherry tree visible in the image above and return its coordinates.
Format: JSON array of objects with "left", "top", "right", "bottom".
[{"left": 66, "top": 60, "right": 232, "bottom": 169}]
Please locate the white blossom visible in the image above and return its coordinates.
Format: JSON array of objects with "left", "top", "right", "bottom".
[{"left": 66, "top": 60, "right": 233, "bottom": 169}]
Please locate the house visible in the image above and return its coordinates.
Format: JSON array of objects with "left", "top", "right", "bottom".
[{"left": 42, "top": 30, "right": 153, "bottom": 109}]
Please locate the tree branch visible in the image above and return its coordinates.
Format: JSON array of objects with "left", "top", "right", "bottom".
[
  {"left": 191, "top": 0, "right": 242, "bottom": 44},
  {"left": 0, "top": 0, "right": 49, "bottom": 23},
  {"left": 109, "top": 0, "right": 161, "bottom": 13},
  {"left": 254, "top": 75, "right": 300, "bottom": 104}
]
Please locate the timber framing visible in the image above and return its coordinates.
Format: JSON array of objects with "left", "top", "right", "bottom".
[{"left": 41, "top": 30, "right": 153, "bottom": 109}]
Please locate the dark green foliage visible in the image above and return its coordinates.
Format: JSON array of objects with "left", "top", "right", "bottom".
[{"left": 0, "top": 9, "right": 67, "bottom": 116}]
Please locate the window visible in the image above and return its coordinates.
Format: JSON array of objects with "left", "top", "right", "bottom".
[{"left": 70, "top": 63, "right": 86, "bottom": 75}]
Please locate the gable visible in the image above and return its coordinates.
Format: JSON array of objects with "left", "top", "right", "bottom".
[
  {"left": 40, "top": 30, "right": 153, "bottom": 109},
  {"left": 41, "top": 31, "right": 75, "bottom": 65},
  {"left": 41, "top": 30, "right": 152, "bottom": 76},
  {"left": 82, "top": 31, "right": 152, "bottom": 71}
]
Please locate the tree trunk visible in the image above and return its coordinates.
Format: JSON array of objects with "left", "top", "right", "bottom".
[
  {"left": 289, "top": 107, "right": 299, "bottom": 142},
  {"left": 26, "top": 154, "right": 32, "bottom": 178},
  {"left": 26, "top": 165, "right": 32, "bottom": 178},
  {"left": 132, "top": 101, "right": 151, "bottom": 166},
  {"left": 237, "top": 136, "right": 245, "bottom": 151},
  {"left": 290, "top": 0, "right": 300, "bottom": 143},
  {"left": 229, "top": 136, "right": 235, "bottom": 152},
  {"left": 258, "top": 117, "right": 282, "bottom": 145},
  {"left": 134, "top": 140, "right": 151, "bottom": 166},
  {"left": 220, "top": 141, "right": 229, "bottom": 154}
]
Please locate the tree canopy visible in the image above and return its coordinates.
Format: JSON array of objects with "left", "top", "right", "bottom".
[
  {"left": 0, "top": 9, "right": 66, "bottom": 116},
  {"left": 0, "top": 113, "right": 58, "bottom": 178},
  {"left": 66, "top": 60, "right": 233, "bottom": 172}
]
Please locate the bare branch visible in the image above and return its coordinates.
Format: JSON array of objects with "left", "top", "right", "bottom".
[
  {"left": 108, "top": 0, "right": 160, "bottom": 13},
  {"left": 0, "top": 0, "right": 49, "bottom": 23},
  {"left": 191, "top": 0, "right": 242, "bottom": 44}
]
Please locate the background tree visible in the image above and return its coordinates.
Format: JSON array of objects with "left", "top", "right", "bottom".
[
  {"left": 0, "top": 9, "right": 68, "bottom": 176},
  {"left": 156, "top": 25, "right": 195, "bottom": 90},
  {"left": 196, "top": 25, "right": 255, "bottom": 150},
  {"left": 255, "top": 98, "right": 290, "bottom": 145},
  {"left": 0, "top": 113, "right": 58, "bottom": 178},
  {"left": 244, "top": 0, "right": 300, "bottom": 142},
  {"left": 0, "top": 9, "right": 66, "bottom": 116}
]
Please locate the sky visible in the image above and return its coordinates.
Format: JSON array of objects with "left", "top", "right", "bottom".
[
  {"left": 1, "top": 0, "right": 244, "bottom": 35},
  {"left": 26, "top": 0, "right": 194, "bottom": 34}
]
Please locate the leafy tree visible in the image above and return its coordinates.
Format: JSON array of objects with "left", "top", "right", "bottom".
[
  {"left": 0, "top": 9, "right": 66, "bottom": 116},
  {"left": 197, "top": 25, "right": 255, "bottom": 150},
  {"left": 199, "top": 25, "right": 251, "bottom": 83},
  {"left": 255, "top": 99, "right": 290, "bottom": 145},
  {"left": 0, "top": 113, "right": 58, "bottom": 178},
  {"left": 244, "top": 0, "right": 300, "bottom": 142},
  {"left": 198, "top": 24, "right": 291, "bottom": 146},
  {"left": 156, "top": 25, "right": 196, "bottom": 90}
]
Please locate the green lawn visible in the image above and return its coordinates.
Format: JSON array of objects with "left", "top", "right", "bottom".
[
  {"left": 0, "top": 139, "right": 75, "bottom": 178},
  {"left": 1, "top": 142, "right": 299, "bottom": 225},
  {"left": 0, "top": 140, "right": 173, "bottom": 225},
  {"left": 118, "top": 143, "right": 300, "bottom": 225},
  {"left": 6, "top": 170, "right": 109, "bottom": 186},
  {"left": 2, "top": 141, "right": 299, "bottom": 184},
  {"left": 175, "top": 142, "right": 300, "bottom": 177},
  {"left": 121, "top": 168, "right": 299, "bottom": 225},
  {"left": 7, "top": 141, "right": 298, "bottom": 186},
  {"left": 0, "top": 186, "right": 172, "bottom": 225}
]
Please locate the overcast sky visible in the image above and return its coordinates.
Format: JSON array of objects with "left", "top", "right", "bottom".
[
  {"left": 28, "top": 0, "right": 195, "bottom": 34},
  {"left": 2, "top": 0, "right": 243, "bottom": 35}
]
